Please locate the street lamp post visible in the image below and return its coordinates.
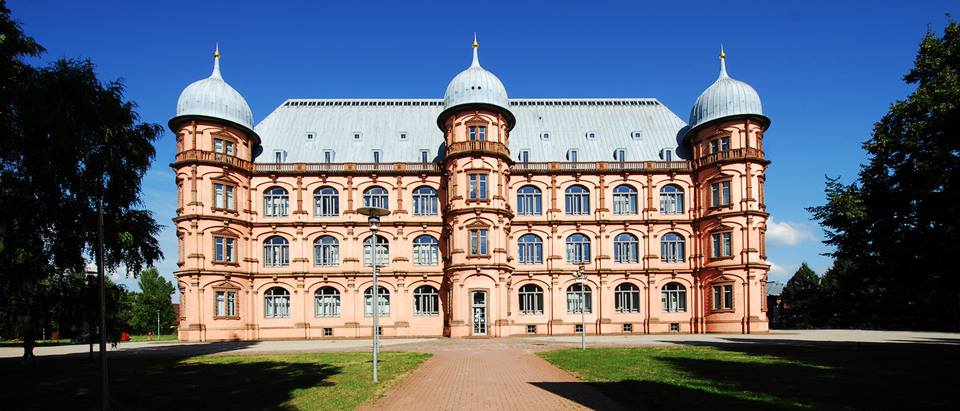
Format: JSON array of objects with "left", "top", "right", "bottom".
[
  {"left": 356, "top": 206, "right": 391, "bottom": 383},
  {"left": 573, "top": 264, "right": 587, "bottom": 350}
]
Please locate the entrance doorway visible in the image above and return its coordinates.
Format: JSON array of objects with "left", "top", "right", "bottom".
[{"left": 471, "top": 291, "right": 487, "bottom": 336}]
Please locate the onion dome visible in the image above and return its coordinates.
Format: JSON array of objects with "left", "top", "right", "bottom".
[
  {"left": 439, "top": 35, "right": 515, "bottom": 129},
  {"left": 687, "top": 47, "right": 768, "bottom": 133},
  {"left": 171, "top": 45, "right": 255, "bottom": 134}
]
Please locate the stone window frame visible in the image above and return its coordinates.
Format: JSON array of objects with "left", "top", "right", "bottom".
[
  {"left": 212, "top": 286, "right": 240, "bottom": 320},
  {"left": 210, "top": 229, "right": 240, "bottom": 266},
  {"left": 710, "top": 282, "right": 736, "bottom": 313}
]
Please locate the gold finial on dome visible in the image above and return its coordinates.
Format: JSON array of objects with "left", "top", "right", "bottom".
[
  {"left": 473, "top": 33, "right": 478, "bottom": 49},
  {"left": 214, "top": 43, "right": 220, "bottom": 59},
  {"left": 719, "top": 44, "right": 725, "bottom": 60}
]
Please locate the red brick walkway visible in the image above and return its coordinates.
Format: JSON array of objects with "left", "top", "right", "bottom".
[{"left": 362, "top": 339, "right": 622, "bottom": 410}]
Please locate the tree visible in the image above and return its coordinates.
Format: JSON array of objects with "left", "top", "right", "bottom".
[
  {"left": 0, "top": 1, "right": 162, "bottom": 358},
  {"left": 779, "top": 263, "right": 821, "bottom": 328},
  {"left": 808, "top": 20, "right": 960, "bottom": 330},
  {"left": 128, "top": 267, "right": 176, "bottom": 335}
]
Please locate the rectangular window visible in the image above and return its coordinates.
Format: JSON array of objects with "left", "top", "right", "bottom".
[
  {"left": 323, "top": 327, "right": 333, "bottom": 337},
  {"left": 711, "top": 232, "right": 732, "bottom": 258},
  {"left": 400, "top": 132, "right": 408, "bottom": 140},
  {"left": 214, "top": 183, "right": 236, "bottom": 211},
  {"left": 469, "top": 126, "right": 487, "bottom": 141},
  {"left": 623, "top": 323, "right": 633, "bottom": 333},
  {"left": 568, "top": 150, "right": 579, "bottom": 162},
  {"left": 526, "top": 324, "right": 537, "bottom": 334},
  {"left": 215, "top": 290, "right": 237, "bottom": 317},
  {"left": 586, "top": 132, "right": 597, "bottom": 140},
  {"left": 541, "top": 132, "right": 550, "bottom": 140},
  {"left": 469, "top": 229, "right": 488, "bottom": 255},
  {"left": 575, "top": 324, "right": 584, "bottom": 333},
  {"left": 373, "top": 150, "right": 381, "bottom": 163},
  {"left": 661, "top": 149, "right": 674, "bottom": 161},
  {"left": 615, "top": 149, "right": 626, "bottom": 162},
  {"left": 273, "top": 150, "right": 285, "bottom": 163},
  {"left": 468, "top": 174, "right": 487, "bottom": 200},
  {"left": 420, "top": 150, "right": 430, "bottom": 163},
  {"left": 712, "top": 284, "right": 734, "bottom": 310},
  {"left": 711, "top": 180, "right": 732, "bottom": 207},
  {"left": 214, "top": 236, "right": 236, "bottom": 263},
  {"left": 519, "top": 150, "right": 529, "bottom": 163},
  {"left": 323, "top": 150, "right": 334, "bottom": 163},
  {"left": 709, "top": 137, "right": 730, "bottom": 154}
]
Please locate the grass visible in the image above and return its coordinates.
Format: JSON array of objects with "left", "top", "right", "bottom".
[
  {"left": 539, "top": 342, "right": 958, "bottom": 410},
  {"left": 127, "top": 333, "right": 177, "bottom": 342},
  {"left": 0, "top": 350, "right": 429, "bottom": 410}
]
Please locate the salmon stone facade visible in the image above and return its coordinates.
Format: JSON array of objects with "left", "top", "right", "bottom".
[{"left": 171, "top": 43, "right": 771, "bottom": 341}]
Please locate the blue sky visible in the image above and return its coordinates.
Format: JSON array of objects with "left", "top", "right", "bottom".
[{"left": 9, "top": 0, "right": 957, "bottom": 292}]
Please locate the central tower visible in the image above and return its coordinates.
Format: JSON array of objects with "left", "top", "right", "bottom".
[{"left": 438, "top": 37, "right": 516, "bottom": 337}]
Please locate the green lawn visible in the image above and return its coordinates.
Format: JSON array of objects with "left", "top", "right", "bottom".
[
  {"left": 127, "top": 333, "right": 178, "bottom": 342},
  {"left": 1, "top": 350, "right": 429, "bottom": 410},
  {"left": 539, "top": 342, "right": 958, "bottom": 410}
]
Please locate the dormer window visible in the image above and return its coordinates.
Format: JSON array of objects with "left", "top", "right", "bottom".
[
  {"left": 353, "top": 132, "right": 362, "bottom": 140},
  {"left": 400, "top": 132, "right": 408, "bottom": 141},
  {"left": 273, "top": 150, "right": 287, "bottom": 163},
  {"left": 660, "top": 148, "right": 674, "bottom": 161},
  {"left": 614, "top": 148, "right": 626, "bottom": 162},
  {"left": 567, "top": 149, "right": 579, "bottom": 162},
  {"left": 420, "top": 150, "right": 430, "bottom": 163},
  {"left": 519, "top": 150, "right": 530, "bottom": 163},
  {"left": 541, "top": 132, "right": 550, "bottom": 140},
  {"left": 586, "top": 132, "right": 597, "bottom": 140},
  {"left": 323, "top": 150, "right": 334, "bottom": 163},
  {"left": 306, "top": 132, "right": 315, "bottom": 141},
  {"left": 631, "top": 131, "right": 642, "bottom": 140},
  {"left": 372, "top": 150, "right": 382, "bottom": 163}
]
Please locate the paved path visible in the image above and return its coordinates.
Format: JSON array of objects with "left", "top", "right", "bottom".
[{"left": 361, "top": 339, "right": 622, "bottom": 411}]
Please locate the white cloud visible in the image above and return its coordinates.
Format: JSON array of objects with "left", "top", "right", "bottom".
[{"left": 766, "top": 219, "right": 816, "bottom": 246}]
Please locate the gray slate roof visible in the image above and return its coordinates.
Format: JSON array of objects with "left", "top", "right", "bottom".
[{"left": 254, "top": 98, "right": 689, "bottom": 164}]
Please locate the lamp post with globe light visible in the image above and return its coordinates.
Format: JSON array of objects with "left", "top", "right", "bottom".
[
  {"left": 356, "top": 206, "right": 390, "bottom": 382},
  {"left": 572, "top": 264, "right": 587, "bottom": 350}
]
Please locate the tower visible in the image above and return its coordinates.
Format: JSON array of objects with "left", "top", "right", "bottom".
[
  {"left": 437, "top": 37, "right": 517, "bottom": 337},
  {"left": 169, "top": 46, "right": 259, "bottom": 341},
  {"left": 686, "top": 47, "right": 771, "bottom": 333}
]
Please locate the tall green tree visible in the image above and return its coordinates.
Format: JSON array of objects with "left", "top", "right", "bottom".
[
  {"left": 128, "top": 267, "right": 176, "bottom": 335},
  {"left": 809, "top": 20, "right": 960, "bottom": 330},
  {"left": 779, "top": 263, "right": 821, "bottom": 328},
  {"left": 0, "top": 1, "right": 162, "bottom": 357}
]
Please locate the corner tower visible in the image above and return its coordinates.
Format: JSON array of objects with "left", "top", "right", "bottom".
[
  {"left": 686, "top": 48, "right": 770, "bottom": 333},
  {"left": 438, "top": 37, "right": 516, "bottom": 337},
  {"left": 169, "top": 46, "right": 259, "bottom": 341}
]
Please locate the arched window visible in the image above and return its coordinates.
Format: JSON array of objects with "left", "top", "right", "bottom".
[
  {"left": 313, "top": 236, "right": 339, "bottom": 267},
  {"left": 364, "top": 286, "right": 390, "bottom": 316},
  {"left": 263, "top": 236, "right": 289, "bottom": 267},
  {"left": 566, "top": 233, "right": 591, "bottom": 264},
  {"left": 363, "top": 186, "right": 389, "bottom": 209},
  {"left": 615, "top": 283, "right": 641, "bottom": 313},
  {"left": 614, "top": 233, "right": 640, "bottom": 264},
  {"left": 659, "top": 184, "right": 685, "bottom": 215},
  {"left": 413, "top": 235, "right": 439, "bottom": 266},
  {"left": 314, "top": 187, "right": 339, "bottom": 217},
  {"left": 565, "top": 185, "right": 590, "bottom": 215},
  {"left": 263, "top": 186, "right": 289, "bottom": 217},
  {"left": 413, "top": 285, "right": 439, "bottom": 316},
  {"left": 518, "top": 234, "right": 543, "bottom": 264},
  {"left": 660, "top": 232, "right": 685, "bottom": 263},
  {"left": 264, "top": 287, "right": 290, "bottom": 318},
  {"left": 612, "top": 185, "right": 638, "bottom": 215},
  {"left": 314, "top": 287, "right": 340, "bottom": 317},
  {"left": 518, "top": 284, "right": 544, "bottom": 315},
  {"left": 517, "top": 185, "right": 542, "bottom": 215},
  {"left": 363, "top": 235, "right": 389, "bottom": 267},
  {"left": 566, "top": 283, "right": 592, "bottom": 314},
  {"left": 412, "top": 186, "right": 438, "bottom": 216},
  {"left": 661, "top": 282, "right": 687, "bottom": 312}
]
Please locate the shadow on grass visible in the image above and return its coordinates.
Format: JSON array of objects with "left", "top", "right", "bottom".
[
  {"left": 531, "top": 380, "right": 772, "bottom": 411},
  {"left": 0, "top": 341, "right": 342, "bottom": 410}
]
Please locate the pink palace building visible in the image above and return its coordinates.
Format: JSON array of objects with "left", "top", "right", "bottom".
[{"left": 171, "top": 40, "right": 772, "bottom": 341}]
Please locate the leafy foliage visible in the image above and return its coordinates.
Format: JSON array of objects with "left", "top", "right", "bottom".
[
  {"left": 808, "top": 21, "right": 960, "bottom": 330},
  {"left": 127, "top": 267, "right": 176, "bottom": 334},
  {"left": 779, "top": 263, "right": 821, "bottom": 328}
]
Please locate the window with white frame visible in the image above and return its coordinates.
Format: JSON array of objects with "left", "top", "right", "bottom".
[
  {"left": 420, "top": 150, "right": 430, "bottom": 163},
  {"left": 364, "top": 286, "right": 390, "bottom": 316},
  {"left": 518, "top": 284, "right": 544, "bottom": 315},
  {"left": 363, "top": 235, "right": 389, "bottom": 266},
  {"left": 566, "top": 283, "right": 592, "bottom": 314},
  {"left": 213, "top": 138, "right": 235, "bottom": 156},
  {"left": 264, "top": 287, "right": 291, "bottom": 318},
  {"left": 263, "top": 186, "right": 289, "bottom": 217},
  {"left": 711, "top": 180, "right": 732, "bottom": 207},
  {"left": 517, "top": 185, "right": 542, "bottom": 215},
  {"left": 313, "top": 236, "right": 340, "bottom": 267},
  {"left": 541, "top": 132, "right": 550, "bottom": 140},
  {"left": 518, "top": 234, "right": 543, "bottom": 264},
  {"left": 565, "top": 185, "right": 590, "bottom": 215},
  {"left": 615, "top": 283, "right": 641, "bottom": 313},
  {"left": 215, "top": 290, "right": 238, "bottom": 317},
  {"left": 612, "top": 184, "right": 638, "bottom": 214},
  {"left": 412, "top": 186, "right": 438, "bottom": 216},
  {"left": 661, "top": 282, "right": 687, "bottom": 313},
  {"left": 567, "top": 149, "right": 579, "bottom": 162},
  {"left": 399, "top": 132, "right": 408, "bottom": 141},
  {"left": 315, "top": 287, "right": 341, "bottom": 317},
  {"left": 413, "top": 285, "right": 439, "bottom": 316},
  {"left": 660, "top": 232, "right": 685, "bottom": 263},
  {"left": 363, "top": 186, "right": 389, "bottom": 209},
  {"left": 314, "top": 187, "right": 339, "bottom": 217},
  {"left": 709, "top": 136, "right": 730, "bottom": 154},
  {"left": 323, "top": 150, "right": 334, "bottom": 163},
  {"left": 213, "top": 182, "right": 236, "bottom": 210},
  {"left": 712, "top": 284, "right": 734, "bottom": 310},
  {"left": 660, "top": 148, "right": 674, "bottom": 161},
  {"left": 413, "top": 235, "right": 439, "bottom": 266},
  {"left": 614, "top": 233, "right": 640, "bottom": 263},
  {"left": 659, "top": 184, "right": 685, "bottom": 214},
  {"left": 519, "top": 150, "right": 530, "bottom": 163},
  {"left": 372, "top": 150, "right": 382, "bottom": 163},
  {"left": 566, "top": 233, "right": 591, "bottom": 264},
  {"left": 631, "top": 131, "right": 642, "bottom": 140},
  {"left": 711, "top": 231, "right": 733, "bottom": 258},
  {"left": 468, "top": 173, "right": 488, "bottom": 200},
  {"left": 585, "top": 131, "right": 597, "bottom": 140},
  {"left": 213, "top": 235, "right": 236, "bottom": 263},
  {"left": 273, "top": 149, "right": 286, "bottom": 163},
  {"left": 263, "top": 236, "right": 290, "bottom": 267},
  {"left": 469, "top": 126, "right": 486, "bottom": 141},
  {"left": 469, "top": 228, "right": 488, "bottom": 255}
]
